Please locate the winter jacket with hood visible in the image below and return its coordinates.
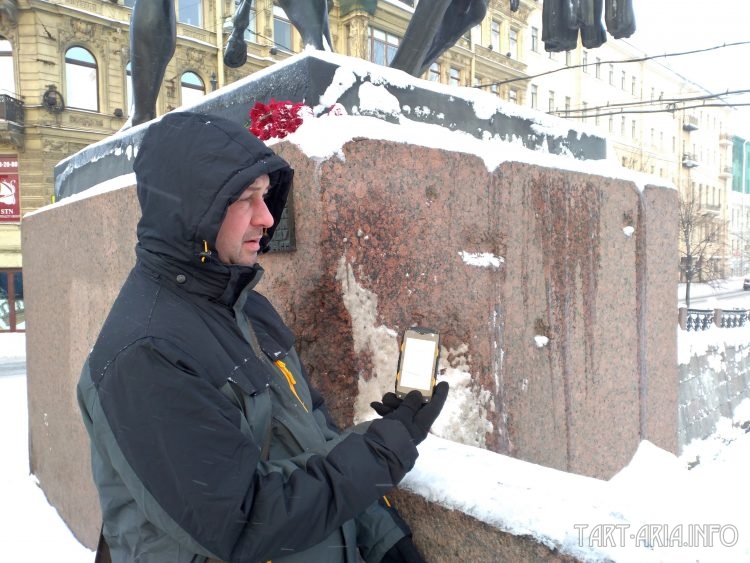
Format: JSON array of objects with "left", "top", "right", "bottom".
[{"left": 77, "top": 112, "right": 418, "bottom": 563}]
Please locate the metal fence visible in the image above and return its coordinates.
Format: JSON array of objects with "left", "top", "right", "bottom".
[{"left": 678, "top": 307, "right": 749, "bottom": 331}]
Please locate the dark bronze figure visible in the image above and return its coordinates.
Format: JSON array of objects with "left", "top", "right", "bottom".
[
  {"left": 129, "top": 0, "right": 175, "bottom": 126},
  {"left": 225, "top": 0, "right": 332, "bottom": 68},
  {"left": 127, "top": 0, "right": 633, "bottom": 127},
  {"left": 390, "top": 0, "right": 488, "bottom": 77}
]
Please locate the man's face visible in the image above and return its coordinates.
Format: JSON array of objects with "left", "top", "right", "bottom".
[{"left": 215, "top": 174, "right": 273, "bottom": 266}]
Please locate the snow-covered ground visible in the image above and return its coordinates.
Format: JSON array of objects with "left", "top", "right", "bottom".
[
  {"left": 3, "top": 331, "right": 750, "bottom": 562},
  {"left": 678, "top": 277, "right": 750, "bottom": 309},
  {"left": 0, "top": 334, "right": 95, "bottom": 562}
]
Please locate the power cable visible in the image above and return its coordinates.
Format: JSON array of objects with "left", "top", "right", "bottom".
[
  {"left": 555, "top": 90, "right": 750, "bottom": 118},
  {"left": 477, "top": 40, "right": 750, "bottom": 88},
  {"left": 556, "top": 101, "right": 750, "bottom": 119}
]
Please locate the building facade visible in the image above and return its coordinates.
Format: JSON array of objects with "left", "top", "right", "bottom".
[{"left": 0, "top": 0, "right": 742, "bottom": 331}]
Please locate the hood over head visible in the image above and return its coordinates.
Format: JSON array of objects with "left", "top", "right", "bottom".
[{"left": 133, "top": 111, "right": 293, "bottom": 266}]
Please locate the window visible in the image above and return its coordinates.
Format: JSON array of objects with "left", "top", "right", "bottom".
[
  {"left": 530, "top": 84, "right": 538, "bottom": 109},
  {"left": 125, "top": 61, "right": 133, "bottom": 116},
  {"left": 509, "top": 29, "right": 518, "bottom": 58},
  {"left": 508, "top": 89, "right": 518, "bottom": 104},
  {"left": 608, "top": 64, "right": 614, "bottom": 85},
  {"left": 180, "top": 71, "right": 205, "bottom": 106},
  {"left": 490, "top": 20, "right": 501, "bottom": 51},
  {"left": 631, "top": 119, "right": 636, "bottom": 139},
  {"left": 608, "top": 115, "right": 613, "bottom": 132},
  {"left": 595, "top": 57, "right": 601, "bottom": 79},
  {"left": 274, "top": 5, "right": 293, "bottom": 52},
  {"left": 0, "top": 39, "right": 15, "bottom": 96},
  {"left": 178, "top": 0, "right": 202, "bottom": 27},
  {"left": 565, "top": 51, "right": 571, "bottom": 66},
  {"left": 595, "top": 108, "right": 600, "bottom": 126},
  {"left": 531, "top": 27, "right": 539, "bottom": 52},
  {"left": 565, "top": 96, "right": 571, "bottom": 114},
  {"left": 65, "top": 46, "right": 98, "bottom": 111},
  {"left": 582, "top": 50, "right": 588, "bottom": 72},
  {"left": 631, "top": 76, "right": 637, "bottom": 95},
  {"left": 548, "top": 90, "right": 555, "bottom": 113},
  {"left": 621, "top": 70, "right": 626, "bottom": 90},
  {"left": 449, "top": 67, "right": 460, "bottom": 86},
  {"left": 0, "top": 270, "right": 23, "bottom": 332},
  {"left": 369, "top": 27, "right": 399, "bottom": 66},
  {"left": 620, "top": 116, "right": 626, "bottom": 136},
  {"left": 581, "top": 101, "right": 587, "bottom": 121},
  {"left": 428, "top": 62, "right": 440, "bottom": 82}
]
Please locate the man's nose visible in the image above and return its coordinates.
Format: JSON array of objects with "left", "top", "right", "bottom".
[{"left": 253, "top": 198, "right": 274, "bottom": 228}]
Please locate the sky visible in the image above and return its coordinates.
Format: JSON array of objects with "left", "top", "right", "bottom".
[{"left": 630, "top": 0, "right": 750, "bottom": 134}]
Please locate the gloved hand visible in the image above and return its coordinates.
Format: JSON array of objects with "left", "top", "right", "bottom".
[
  {"left": 371, "top": 382, "right": 449, "bottom": 444},
  {"left": 370, "top": 391, "right": 402, "bottom": 416},
  {"left": 379, "top": 535, "right": 426, "bottom": 563}
]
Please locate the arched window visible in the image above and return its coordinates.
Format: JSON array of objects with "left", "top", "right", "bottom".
[
  {"left": 180, "top": 71, "right": 205, "bottom": 107},
  {"left": 65, "top": 46, "right": 98, "bottom": 111},
  {"left": 125, "top": 61, "right": 133, "bottom": 116},
  {"left": 178, "top": 0, "right": 202, "bottom": 26},
  {"left": 0, "top": 38, "right": 15, "bottom": 96}
]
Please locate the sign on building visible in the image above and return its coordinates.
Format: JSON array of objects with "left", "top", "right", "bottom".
[{"left": 0, "top": 156, "right": 20, "bottom": 222}]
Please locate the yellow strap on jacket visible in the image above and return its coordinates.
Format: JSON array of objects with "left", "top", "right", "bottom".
[{"left": 274, "top": 359, "right": 309, "bottom": 412}]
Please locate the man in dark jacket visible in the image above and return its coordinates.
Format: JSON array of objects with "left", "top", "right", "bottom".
[{"left": 77, "top": 111, "right": 448, "bottom": 563}]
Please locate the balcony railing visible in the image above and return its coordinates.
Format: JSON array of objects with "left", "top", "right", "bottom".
[
  {"left": 683, "top": 115, "right": 699, "bottom": 132},
  {"left": 0, "top": 94, "right": 24, "bottom": 125},
  {"left": 682, "top": 153, "right": 699, "bottom": 168}
]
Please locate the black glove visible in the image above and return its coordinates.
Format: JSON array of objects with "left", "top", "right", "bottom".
[
  {"left": 379, "top": 535, "right": 426, "bottom": 563},
  {"left": 370, "top": 391, "right": 402, "bottom": 416},
  {"left": 371, "top": 382, "right": 449, "bottom": 444}
]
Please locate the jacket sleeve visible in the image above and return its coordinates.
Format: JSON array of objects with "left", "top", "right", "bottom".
[
  {"left": 355, "top": 499, "right": 410, "bottom": 563},
  {"left": 88, "top": 337, "right": 419, "bottom": 563},
  {"left": 287, "top": 349, "right": 410, "bottom": 562}
]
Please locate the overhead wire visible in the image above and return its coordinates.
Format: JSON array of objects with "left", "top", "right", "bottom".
[
  {"left": 554, "top": 90, "right": 750, "bottom": 118},
  {"left": 477, "top": 40, "right": 750, "bottom": 89}
]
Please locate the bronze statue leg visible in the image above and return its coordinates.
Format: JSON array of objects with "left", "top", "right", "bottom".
[
  {"left": 225, "top": 0, "right": 252, "bottom": 68},
  {"left": 390, "top": 0, "right": 452, "bottom": 76},
  {"left": 277, "top": 0, "right": 331, "bottom": 50},
  {"left": 130, "top": 0, "right": 176, "bottom": 126},
  {"left": 420, "top": 0, "right": 487, "bottom": 76}
]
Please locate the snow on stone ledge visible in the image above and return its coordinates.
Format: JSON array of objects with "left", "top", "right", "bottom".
[{"left": 404, "top": 435, "right": 750, "bottom": 562}]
